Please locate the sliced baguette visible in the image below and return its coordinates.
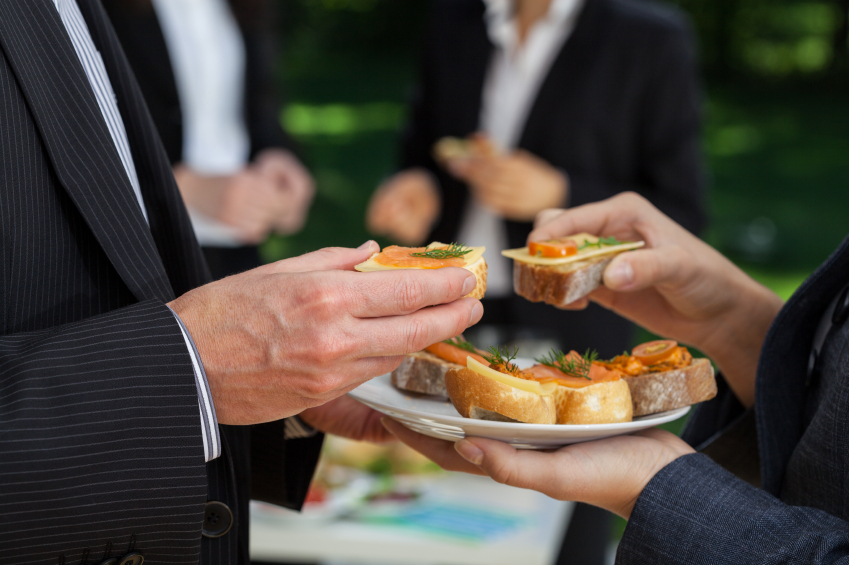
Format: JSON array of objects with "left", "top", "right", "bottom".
[
  {"left": 553, "top": 379, "right": 633, "bottom": 425},
  {"left": 355, "top": 246, "right": 487, "bottom": 300},
  {"left": 391, "top": 350, "right": 461, "bottom": 397},
  {"left": 625, "top": 357, "right": 716, "bottom": 417},
  {"left": 445, "top": 368, "right": 556, "bottom": 424},
  {"left": 513, "top": 255, "right": 614, "bottom": 307}
]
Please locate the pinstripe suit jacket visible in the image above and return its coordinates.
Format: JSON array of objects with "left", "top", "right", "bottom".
[{"left": 0, "top": 1, "right": 322, "bottom": 564}]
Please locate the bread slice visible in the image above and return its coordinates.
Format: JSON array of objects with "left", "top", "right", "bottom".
[
  {"left": 445, "top": 368, "right": 556, "bottom": 424},
  {"left": 553, "top": 379, "right": 633, "bottom": 424},
  {"left": 513, "top": 255, "right": 614, "bottom": 307},
  {"left": 625, "top": 358, "right": 716, "bottom": 417},
  {"left": 391, "top": 350, "right": 461, "bottom": 396},
  {"left": 355, "top": 245, "right": 487, "bottom": 300}
]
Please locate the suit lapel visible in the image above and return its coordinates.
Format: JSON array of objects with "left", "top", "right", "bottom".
[
  {"left": 757, "top": 234, "right": 849, "bottom": 494},
  {"left": 451, "top": 1, "right": 492, "bottom": 137},
  {"left": 0, "top": 0, "right": 175, "bottom": 303},
  {"left": 76, "top": 0, "right": 211, "bottom": 297},
  {"left": 518, "top": 0, "right": 607, "bottom": 152}
]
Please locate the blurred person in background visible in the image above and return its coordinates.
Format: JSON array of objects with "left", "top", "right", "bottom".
[
  {"left": 367, "top": 0, "right": 706, "bottom": 562},
  {"left": 104, "top": 0, "right": 314, "bottom": 280}
]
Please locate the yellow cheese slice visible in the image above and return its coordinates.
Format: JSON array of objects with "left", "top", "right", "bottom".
[
  {"left": 467, "top": 356, "right": 556, "bottom": 396},
  {"left": 501, "top": 233, "right": 644, "bottom": 266},
  {"left": 355, "top": 242, "right": 485, "bottom": 272}
]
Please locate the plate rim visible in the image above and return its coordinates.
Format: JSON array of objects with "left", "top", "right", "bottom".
[{"left": 348, "top": 374, "right": 691, "bottom": 433}]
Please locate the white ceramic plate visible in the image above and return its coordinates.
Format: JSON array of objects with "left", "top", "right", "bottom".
[{"left": 348, "top": 359, "right": 690, "bottom": 450}]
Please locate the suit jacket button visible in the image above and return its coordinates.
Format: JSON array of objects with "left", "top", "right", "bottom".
[
  {"left": 117, "top": 553, "right": 144, "bottom": 565},
  {"left": 832, "top": 286, "right": 849, "bottom": 326},
  {"left": 99, "top": 559, "right": 118, "bottom": 565},
  {"left": 202, "top": 500, "right": 233, "bottom": 538}
]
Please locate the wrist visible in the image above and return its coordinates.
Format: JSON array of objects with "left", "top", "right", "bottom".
[{"left": 701, "top": 274, "right": 783, "bottom": 407}]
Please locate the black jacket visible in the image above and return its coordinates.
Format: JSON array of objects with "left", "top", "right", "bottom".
[
  {"left": 102, "top": 0, "right": 293, "bottom": 166},
  {"left": 0, "top": 2, "right": 321, "bottom": 564},
  {"left": 403, "top": 0, "right": 707, "bottom": 355}
]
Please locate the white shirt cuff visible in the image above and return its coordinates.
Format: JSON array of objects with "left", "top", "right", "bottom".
[
  {"left": 284, "top": 416, "right": 318, "bottom": 439},
  {"left": 167, "top": 306, "right": 221, "bottom": 462}
]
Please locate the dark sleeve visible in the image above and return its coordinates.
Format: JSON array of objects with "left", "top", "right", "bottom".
[
  {"left": 0, "top": 300, "right": 207, "bottom": 557},
  {"left": 680, "top": 373, "right": 761, "bottom": 485},
  {"left": 571, "top": 18, "right": 707, "bottom": 235},
  {"left": 617, "top": 453, "right": 849, "bottom": 564},
  {"left": 250, "top": 421, "right": 324, "bottom": 510},
  {"left": 399, "top": 5, "right": 445, "bottom": 182},
  {"left": 242, "top": 11, "right": 299, "bottom": 159}
]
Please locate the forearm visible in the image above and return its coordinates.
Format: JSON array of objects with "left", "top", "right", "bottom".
[
  {"left": 618, "top": 454, "right": 849, "bottom": 564},
  {"left": 699, "top": 269, "right": 784, "bottom": 408}
]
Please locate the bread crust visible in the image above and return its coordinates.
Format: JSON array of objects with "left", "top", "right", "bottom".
[
  {"left": 625, "top": 358, "right": 717, "bottom": 417},
  {"left": 464, "top": 257, "right": 487, "bottom": 300},
  {"left": 553, "top": 379, "right": 633, "bottom": 424},
  {"left": 391, "top": 350, "right": 461, "bottom": 396},
  {"left": 445, "top": 368, "right": 556, "bottom": 424},
  {"left": 513, "top": 256, "right": 614, "bottom": 307}
]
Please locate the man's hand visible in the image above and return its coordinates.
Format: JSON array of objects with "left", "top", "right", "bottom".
[
  {"left": 446, "top": 147, "right": 567, "bottom": 221},
  {"left": 174, "top": 164, "right": 288, "bottom": 244},
  {"left": 300, "top": 396, "right": 394, "bottom": 443},
  {"left": 254, "top": 149, "right": 315, "bottom": 235},
  {"left": 530, "top": 193, "right": 784, "bottom": 407},
  {"left": 168, "top": 242, "right": 484, "bottom": 425},
  {"left": 382, "top": 418, "right": 693, "bottom": 519},
  {"left": 366, "top": 169, "right": 441, "bottom": 245}
]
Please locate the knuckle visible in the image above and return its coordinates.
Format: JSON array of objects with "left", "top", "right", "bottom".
[
  {"left": 404, "top": 317, "right": 430, "bottom": 353},
  {"left": 488, "top": 458, "right": 520, "bottom": 486},
  {"left": 399, "top": 276, "right": 426, "bottom": 311}
]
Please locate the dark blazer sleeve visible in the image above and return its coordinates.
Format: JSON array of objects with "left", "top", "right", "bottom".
[
  {"left": 568, "top": 17, "right": 707, "bottom": 235},
  {"left": 250, "top": 422, "right": 324, "bottom": 510},
  {"left": 616, "top": 453, "right": 849, "bottom": 564},
  {"left": 0, "top": 300, "right": 209, "bottom": 558}
]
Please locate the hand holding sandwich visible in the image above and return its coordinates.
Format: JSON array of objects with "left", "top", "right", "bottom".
[
  {"left": 169, "top": 241, "right": 483, "bottom": 426},
  {"left": 531, "top": 193, "right": 783, "bottom": 408}
]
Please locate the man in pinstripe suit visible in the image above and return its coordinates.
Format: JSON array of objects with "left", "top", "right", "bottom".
[{"left": 0, "top": 1, "right": 483, "bottom": 564}]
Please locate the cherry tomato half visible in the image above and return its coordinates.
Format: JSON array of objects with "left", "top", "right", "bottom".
[
  {"left": 529, "top": 238, "right": 578, "bottom": 258},
  {"left": 632, "top": 340, "right": 678, "bottom": 365}
]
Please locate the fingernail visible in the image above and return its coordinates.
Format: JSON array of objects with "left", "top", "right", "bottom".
[
  {"left": 358, "top": 240, "right": 377, "bottom": 251},
  {"left": 470, "top": 301, "right": 484, "bottom": 324},
  {"left": 462, "top": 275, "right": 477, "bottom": 296},
  {"left": 606, "top": 261, "right": 634, "bottom": 289},
  {"left": 455, "top": 440, "right": 484, "bottom": 465}
]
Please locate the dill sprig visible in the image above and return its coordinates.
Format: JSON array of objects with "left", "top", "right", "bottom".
[
  {"left": 577, "top": 236, "right": 623, "bottom": 251},
  {"left": 410, "top": 242, "right": 472, "bottom": 260},
  {"left": 483, "top": 345, "right": 521, "bottom": 375},
  {"left": 444, "top": 336, "right": 477, "bottom": 353},
  {"left": 535, "top": 348, "right": 599, "bottom": 380}
]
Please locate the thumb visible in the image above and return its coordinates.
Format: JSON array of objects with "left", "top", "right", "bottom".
[
  {"left": 269, "top": 241, "right": 380, "bottom": 274},
  {"left": 603, "top": 246, "right": 682, "bottom": 292}
]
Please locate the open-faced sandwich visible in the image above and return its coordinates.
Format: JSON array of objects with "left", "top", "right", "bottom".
[
  {"left": 598, "top": 340, "right": 716, "bottom": 417},
  {"left": 445, "top": 346, "right": 632, "bottom": 425},
  {"left": 432, "top": 135, "right": 498, "bottom": 164},
  {"left": 355, "top": 242, "right": 487, "bottom": 299},
  {"left": 502, "top": 233, "right": 644, "bottom": 307},
  {"left": 391, "top": 336, "right": 488, "bottom": 397},
  {"left": 527, "top": 349, "right": 632, "bottom": 425},
  {"left": 445, "top": 347, "right": 557, "bottom": 424}
]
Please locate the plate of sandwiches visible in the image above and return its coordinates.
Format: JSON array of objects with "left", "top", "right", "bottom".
[{"left": 351, "top": 238, "right": 716, "bottom": 449}]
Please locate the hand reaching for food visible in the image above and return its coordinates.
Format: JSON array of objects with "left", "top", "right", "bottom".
[
  {"left": 529, "top": 192, "right": 784, "bottom": 407},
  {"left": 438, "top": 134, "right": 568, "bottom": 222},
  {"left": 366, "top": 169, "right": 441, "bottom": 245}
]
